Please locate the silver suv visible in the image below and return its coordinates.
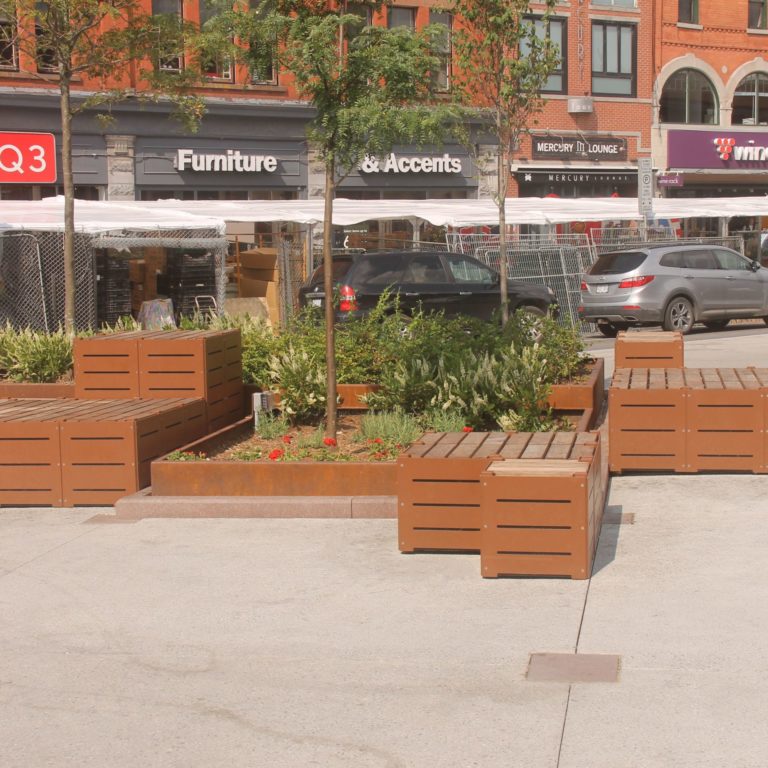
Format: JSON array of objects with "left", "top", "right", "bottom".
[{"left": 579, "top": 243, "right": 768, "bottom": 336}]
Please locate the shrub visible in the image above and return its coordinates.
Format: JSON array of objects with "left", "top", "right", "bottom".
[
  {"left": 268, "top": 346, "right": 327, "bottom": 423},
  {"left": 0, "top": 326, "right": 73, "bottom": 383},
  {"left": 496, "top": 344, "right": 556, "bottom": 432},
  {"left": 358, "top": 410, "right": 423, "bottom": 448},
  {"left": 419, "top": 408, "right": 469, "bottom": 433},
  {"left": 256, "top": 412, "right": 291, "bottom": 440}
]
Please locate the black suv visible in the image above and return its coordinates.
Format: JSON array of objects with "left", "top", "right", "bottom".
[{"left": 299, "top": 250, "right": 557, "bottom": 322}]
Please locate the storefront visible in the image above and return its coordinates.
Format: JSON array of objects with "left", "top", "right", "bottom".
[{"left": 514, "top": 134, "right": 639, "bottom": 198}]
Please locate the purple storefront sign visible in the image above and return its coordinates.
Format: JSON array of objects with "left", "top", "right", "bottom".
[
  {"left": 657, "top": 174, "right": 684, "bottom": 187},
  {"left": 668, "top": 129, "right": 768, "bottom": 170}
]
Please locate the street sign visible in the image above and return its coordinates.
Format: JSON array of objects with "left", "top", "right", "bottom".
[
  {"left": 637, "top": 157, "right": 653, "bottom": 215},
  {"left": 0, "top": 132, "right": 57, "bottom": 184}
]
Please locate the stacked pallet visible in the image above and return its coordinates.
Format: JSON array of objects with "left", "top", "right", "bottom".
[{"left": 397, "top": 430, "right": 606, "bottom": 580}]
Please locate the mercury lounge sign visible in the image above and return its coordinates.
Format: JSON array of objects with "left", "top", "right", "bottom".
[
  {"left": 531, "top": 135, "right": 627, "bottom": 161},
  {"left": 176, "top": 149, "right": 278, "bottom": 173},
  {"left": 359, "top": 152, "right": 463, "bottom": 174}
]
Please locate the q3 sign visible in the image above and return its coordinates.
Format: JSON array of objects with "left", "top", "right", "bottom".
[{"left": 0, "top": 132, "right": 57, "bottom": 184}]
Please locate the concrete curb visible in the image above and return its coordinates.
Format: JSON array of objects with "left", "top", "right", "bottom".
[{"left": 113, "top": 488, "right": 397, "bottom": 520}]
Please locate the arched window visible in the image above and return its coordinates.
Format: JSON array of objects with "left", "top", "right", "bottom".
[
  {"left": 660, "top": 69, "right": 718, "bottom": 124},
  {"left": 732, "top": 73, "right": 768, "bottom": 125}
]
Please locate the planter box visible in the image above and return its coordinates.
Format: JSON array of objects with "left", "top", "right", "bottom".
[
  {"left": 0, "top": 382, "right": 75, "bottom": 399},
  {"left": 480, "top": 432, "right": 603, "bottom": 580},
  {"left": 615, "top": 331, "right": 684, "bottom": 369},
  {"left": 547, "top": 357, "right": 605, "bottom": 420},
  {"left": 337, "top": 383, "right": 380, "bottom": 410},
  {"left": 398, "top": 430, "right": 601, "bottom": 554},
  {"left": 0, "top": 397, "right": 207, "bottom": 507},
  {"left": 610, "top": 367, "right": 765, "bottom": 473}
]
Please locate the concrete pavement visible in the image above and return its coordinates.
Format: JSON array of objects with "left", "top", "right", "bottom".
[{"left": 2, "top": 327, "right": 768, "bottom": 767}]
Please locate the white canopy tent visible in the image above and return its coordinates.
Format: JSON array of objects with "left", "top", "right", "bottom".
[{"left": 2, "top": 195, "right": 768, "bottom": 231}]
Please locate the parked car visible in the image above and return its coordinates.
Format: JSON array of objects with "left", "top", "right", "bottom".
[
  {"left": 298, "top": 249, "right": 557, "bottom": 323},
  {"left": 579, "top": 243, "right": 768, "bottom": 336},
  {"left": 297, "top": 251, "right": 360, "bottom": 308}
]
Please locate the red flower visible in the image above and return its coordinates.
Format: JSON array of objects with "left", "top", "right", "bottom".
[
  {"left": 372, "top": 437, "right": 383, "bottom": 444},
  {"left": 323, "top": 437, "right": 337, "bottom": 447},
  {"left": 462, "top": 426, "right": 473, "bottom": 433},
  {"left": 268, "top": 448, "right": 284, "bottom": 461},
  {"left": 282, "top": 435, "right": 293, "bottom": 444}
]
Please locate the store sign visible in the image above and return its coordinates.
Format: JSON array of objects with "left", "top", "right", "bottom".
[
  {"left": 658, "top": 173, "right": 684, "bottom": 187},
  {"left": 0, "top": 132, "right": 57, "bottom": 183},
  {"left": 668, "top": 129, "right": 768, "bottom": 170},
  {"left": 518, "top": 171, "right": 635, "bottom": 185},
  {"left": 176, "top": 148, "right": 278, "bottom": 173},
  {"left": 359, "top": 153, "right": 463, "bottom": 174},
  {"left": 531, "top": 135, "right": 627, "bottom": 161}
]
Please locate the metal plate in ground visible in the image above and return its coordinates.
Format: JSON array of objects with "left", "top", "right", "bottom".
[{"left": 526, "top": 653, "right": 621, "bottom": 683}]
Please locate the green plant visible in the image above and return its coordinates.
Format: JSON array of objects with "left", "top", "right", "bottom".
[
  {"left": 496, "top": 344, "right": 555, "bottom": 432},
  {"left": 364, "top": 356, "right": 438, "bottom": 414},
  {"left": 419, "top": 409, "right": 469, "bottom": 433},
  {"left": 100, "top": 315, "right": 142, "bottom": 333},
  {"left": 256, "top": 412, "right": 291, "bottom": 440},
  {"left": 359, "top": 410, "right": 423, "bottom": 448},
  {"left": 269, "top": 346, "right": 327, "bottom": 423},
  {"left": 1, "top": 327, "right": 73, "bottom": 383},
  {"left": 165, "top": 450, "right": 208, "bottom": 462}
]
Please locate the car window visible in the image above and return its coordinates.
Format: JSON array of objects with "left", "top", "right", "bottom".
[
  {"left": 402, "top": 254, "right": 447, "bottom": 283},
  {"left": 659, "top": 251, "right": 687, "bottom": 269},
  {"left": 444, "top": 255, "right": 497, "bottom": 284},
  {"left": 347, "top": 253, "right": 409, "bottom": 286},
  {"left": 713, "top": 249, "right": 751, "bottom": 271},
  {"left": 683, "top": 249, "right": 719, "bottom": 270},
  {"left": 589, "top": 251, "right": 647, "bottom": 275},
  {"left": 309, "top": 258, "right": 354, "bottom": 285}
]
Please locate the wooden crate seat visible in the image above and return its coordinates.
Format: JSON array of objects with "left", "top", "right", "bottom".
[
  {"left": 0, "top": 397, "right": 206, "bottom": 507},
  {"left": 615, "top": 330, "right": 684, "bottom": 368}
]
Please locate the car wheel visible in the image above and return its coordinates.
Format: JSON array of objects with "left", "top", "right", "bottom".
[
  {"left": 703, "top": 320, "right": 729, "bottom": 331},
  {"left": 663, "top": 296, "right": 695, "bottom": 334},
  {"left": 597, "top": 322, "right": 619, "bottom": 338}
]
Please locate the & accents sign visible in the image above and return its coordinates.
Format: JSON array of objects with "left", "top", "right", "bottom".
[{"left": 359, "top": 152, "right": 463, "bottom": 174}]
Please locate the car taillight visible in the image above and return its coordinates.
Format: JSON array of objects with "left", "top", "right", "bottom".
[
  {"left": 339, "top": 285, "right": 358, "bottom": 312},
  {"left": 580, "top": 281, "right": 587, "bottom": 292},
  {"left": 618, "top": 275, "right": 655, "bottom": 289}
]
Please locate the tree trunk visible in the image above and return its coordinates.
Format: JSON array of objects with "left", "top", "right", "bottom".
[
  {"left": 323, "top": 159, "right": 337, "bottom": 439},
  {"left": 60, "top": 80, "right": 76, "bottom": 335},
  {"left": 496, "top": 137, "right": 509, "bottom": 326}
]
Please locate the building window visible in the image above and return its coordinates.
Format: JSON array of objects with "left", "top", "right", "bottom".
[
  {"left": 591, "top": 21, "right": 635, "bottom": 97},
  {"left": 732, "top": 73, "right": 768, "bottom": 125},
  {"left": 152, "top": 0, "right": 184, "bottom": 72},
  {"left": 0, "top": 16, "right": 17, "bottom": 70},
  {"left": 429, "top": 10, "right": 451, "bottom": 92},
  {"left": 522, "top": 16, "right": 567, "bottom": 94},
  {"left": 248, "top": 0, "right": 276, "bottom": 84},
  {"left": 591, "top": 0, "right": 636, "bottom": 6},
  {"left": 199, "top": 0, "right": 233, "bottom": 81},
  {"left": 346, "top": 2, "right": 372, "bottom": 41},
  {"left": 749, "top": 0, "right": 768, "bottom": 29},
  {"left": 388, "top": 6, "right": 415, "bottom": 29},
  {"left": 659, "top": 68, "right": 718, "bottom": 124},
  {"left": 679, "top": 0, "right": 699, "bottom": 23}
]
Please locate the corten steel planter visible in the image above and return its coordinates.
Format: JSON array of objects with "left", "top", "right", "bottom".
[
  {"left": 480, "top": 432, "right": 603, "bottom": 580},
  {"left": 0, "top": 397, "right": 207, "bottom": 507},
  {"left": 547, "top": 357, "right": 605, "bottom": 421},
  {"left": 337, "top": 384, "right": 381, "bottom": 410},
  {"left": 614, "top": 331, "right": 684, "bottom": 369},
  {"left": 683, "top": 368, "right": 763, "bottom": 473},
  {"left": 0, "top": 382, "right": 75, "bottom": 399},
  {"left": 609, "top": 368, "right": 687, "bottom": 473},
  {"left": 397, "top": 430, "right": 600, "bottom": 554},
  {"left": 74, "top": 330, "right": 244, "bottom": 432}
]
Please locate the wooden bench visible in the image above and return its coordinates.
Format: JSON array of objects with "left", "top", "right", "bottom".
[
  {"left": 610, "top": 367, "right": 764, "bottom": 473},
  {"left": 614, "top": 330, "right": 684, "bottom": 369},
  {"left": 480, "top": 433, "right": 603, "bottom": 580},
  {"left": 74, "top": 329, "right": 243, "bottom": 432},
  {"left": 397, "top": 431, "right": 603, "bottom": 554},
  {"left": 0, "top": 397, "right": 207, "bottom": 507}
]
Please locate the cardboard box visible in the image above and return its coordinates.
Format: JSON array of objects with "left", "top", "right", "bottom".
[
  {"left": 239, "top": 249, "right": 277, "bottom": 270},
  {"left": 240, "top": 266, "right": 278, "bottom": 282},
  {"left": 239, "top": 277, "right": 270, "bottom": 298}
]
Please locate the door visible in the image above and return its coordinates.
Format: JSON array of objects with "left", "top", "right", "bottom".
[
  {"left": 442, "top": 254, "right": 500, "bottom": 320},
  {"left": 399, "top": 253, "right": 456, "bottom": 315},
  {"left": 680, "top": 249, "right": 724, "bottom": 316},
  {"left": 711, "top": 248, "right": 765, "bottom": 314}
]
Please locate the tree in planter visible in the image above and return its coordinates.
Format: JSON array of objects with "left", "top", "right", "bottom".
[
  {"left": 0, "top": 0, "right": 204, "bottom": 333},
  {"left": 449, "top": 0, "right": 560, "bottom": 324},
  {"left": 200, "top": 0, "right": 461, "bottom": 438}
]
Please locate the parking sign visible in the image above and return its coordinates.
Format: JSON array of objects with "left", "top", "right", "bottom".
[{"left": 0, "top": 132, "right": 57, "bottom": 184}]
